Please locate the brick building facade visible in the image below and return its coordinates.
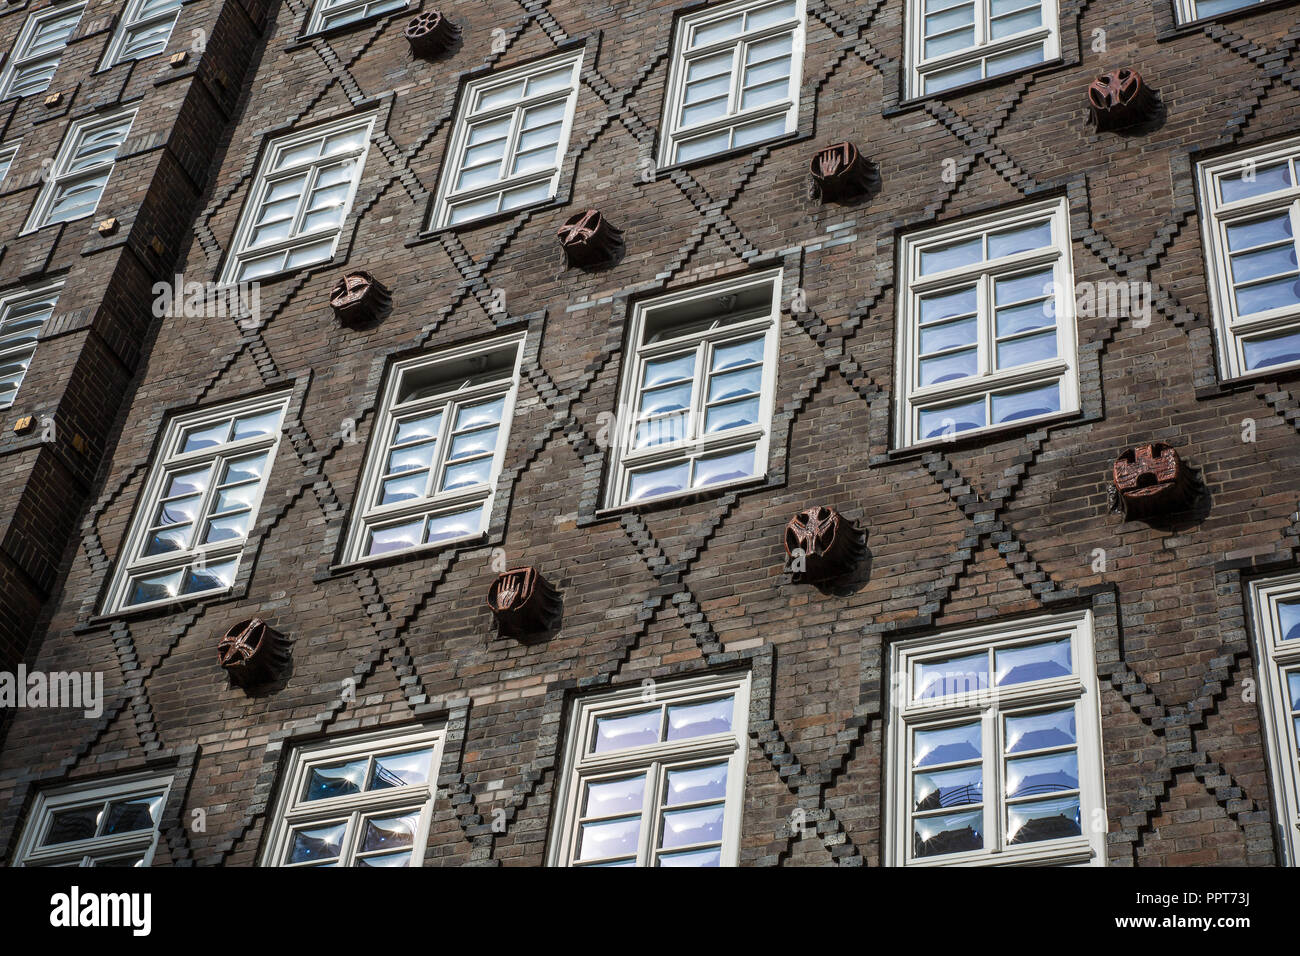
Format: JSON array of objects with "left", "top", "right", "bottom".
[{"left": 1, "top": 0, "right": 1300, "bottom": 867}]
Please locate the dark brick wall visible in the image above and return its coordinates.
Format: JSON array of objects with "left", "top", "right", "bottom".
[
  {"left": 2, "top": 0, "right": 1300, "bottom": 866},
  {"left": 0, "top": 0, "right": 273, "bottom": 679}
]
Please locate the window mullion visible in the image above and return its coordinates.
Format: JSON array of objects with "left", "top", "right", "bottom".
[
  {"left": 286, "top": 163, "right": 322, "bottom": 242},
  {"left": 425, "top": 399, "right": 455, "bottom": 499},
  {"left": 638, "top": 764, "right": 660, "bottom": 867}
]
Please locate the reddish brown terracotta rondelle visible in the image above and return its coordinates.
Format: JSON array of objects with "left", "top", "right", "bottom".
[
  {"left": 556, "top": 209, "right": 624, "bottom": 268},
  {"left": 809, "top": 142, "right": 872, "bottom": 202},
  {"left": 404, "top": 11, "right": 459, "bottom": 59},
  {"left": 1087, "top": 68, "right": 1157, "bottom": 132},
  {"left": 330, "top": 271, "right": 391, "bottom": 326},
  {"left": 487, "top": 567, "right": 562, "bottom": 638},
  {"left": 1111, "top": 442, "right": 1195, "bottom": 518},
  {"left": 217, "top": 618, "right": 291, "bottom": 687},
  {"left": 783, "top": 506, "right": 867, "bottom": 582}
]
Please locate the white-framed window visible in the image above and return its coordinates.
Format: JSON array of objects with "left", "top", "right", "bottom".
[
  {"left": 13, "top": 772, "right": 173, "bottom": 867},
  {"left": 1247, "top": 572, "right": 1300, "bottom": 866},
  {"left": 343, "top": 334, "right": 524, "bottom": 562},
  {"left": 101, "top": 0, "right": 184, "bottom": 68},
  {"left": 307, "top": 0, "right": 407, "bottom": 33},
  {"left": 0, "top": 2, "right": 85, "bottom": 101},
  {"left": 886, "top": 610, "right": 1106, "bottom": 866},
  {"left": 606, "top": 270, "right": 781, "bottom": 509},
  {"left": 1175, "top": 0, "right": 1271, "bottom": 23},
  {"left": 547, "top": 672, "right": 751, "bottom": 867},
  {"left": 656, "top": 0, "right": 805, "bottom": 168},
  {"left": 23, "top": 107, "right": 137, "bottom": 233},
  {"left": 430, "top": 50, "right": 582, "bottom": 229},
  {"left": 1196, "top": 137, "right": 1300, "bottom": 381},
  {"left": 104, "top": 393, "right": 289, "bottom": 614},
  {"left": 220, "top": 113, "right": 375, "bottom": 285},
  {"left": 905, "top": 0, "right": 1059, "bottom": 98},
  {"left": 0, "top": 141, "right": 20, "bottom": 185},
  {"left": 0, "top": 282, "right": 60, "bottom": 410},
  {"left": 260, "top": 725, "right": 445, "bottom": 867},
  {"left": 894, "top": 196, "right": 1079, "bottom": 449}
]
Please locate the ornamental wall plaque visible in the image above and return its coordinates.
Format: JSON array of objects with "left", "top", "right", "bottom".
[
  {"left": 1110, "top": 442, "right": 1195, "bottom": 518},
  {"left": 783, "top": 506, "right": 867, "bottom": 582},
  {"left": 217, "top": 618, "right": 291, "bottom": 687},
  {"left": 556, "top": 209, "right": 624, "bottom": 268},
  {"left": 404, "top": 11, "right": 459, "bottom": 59},
  {"left": 487, "top": 567, "right": 562, "bottom": 638},
  {"left": 809, "top": 142, "right": 872, "bottom": 202},
  {"left": 330, "top": 271, "right": 391, "bottom": 326},
  {"left": 1087, "top": 68, "right": 1157, "bottom": 132}
]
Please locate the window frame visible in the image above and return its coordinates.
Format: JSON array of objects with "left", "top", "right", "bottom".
[
  {"left": 342, "top": 333, "right": 525, "bottom": 564},
  {"left": 905, "top": 0, "right": 1059, "bottom": 100},
  {"left": 22, "top": 106, "right": 138, "bottom": 234},
  {"left": 305, "top": 0, "right": 409, "bottom": 34},
  {"left": 219, "top": 113, "right": 376, "bottom": 286},
  {"left": 547, "top": 671, "right": 752, "bottom": 867},
  {"left": 100, "top": 0, "right": 185, "bottom": 69},
  {"left": 1248, "top": 572, "right": 1300, "bottom": 866},
  {"left": 605, "top": 269, "right": 782, "bottom": 510},
  {"left": 1196, "top": 136, "right": 1300, "bottom": 382},
  {"left": 656, "top": 0, "right": 806, "bottom": 169},
  {"left": 0, "top": 140, "right": 20, "bottom": 186},
  {"left": 0, "top": 1, "right": 86, "bottom": 102},
  {"left": 1173, "top": 0, "right": 1271, "bottom": 23},
  {"left": 429, "top": 49, "right": 583, "bottom": 231},
  {"left": 103, "top": 392, "right": 290, "bottom": 615},
  {"left": 0, "top": 280, "right": 61, "bottom": 411},
  {"left": 887, "top": 609, "right": 1106, "bottom": 867},
  {"left": 13, "top": 771, "right": 174, "bottom": 867},
  {"left": 260, "top": 724, "right": 446, "bottom": 868},
  {"left": 893, "top": 196, "right": 1079, "bottom": 449}
]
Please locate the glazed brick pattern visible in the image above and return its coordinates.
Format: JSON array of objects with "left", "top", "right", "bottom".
[
  {"left": 2, "top": 0, "right": 1300, "bottom": 868},
  {"left": 0, "top": 0, "right": 272, "bottom": 680}
]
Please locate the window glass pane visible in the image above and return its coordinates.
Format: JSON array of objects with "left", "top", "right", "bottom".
[
  {"left": 990, "top": 6, "right": 1041, "bottom": 39},
  {"left": 1230, "top": 243, "right": 1298, "bottom": 284},
  {"left": 288, "top": 822, "right": 346, "bottom": 864},
  {"left": 1005, "top": 707, "right": 1076, "bottom": 754},
  {"left": 636, "top": 413, "right": 687, "bottom": 448},
  {"left": 666, "top": 697, "right": 733, "bottom": 740},
  {"left": 920, "top": 286, "right": 978, "bottom": 324},
  {"left": 919, "top": 397, "right": 985, "bottom": 439},
  {"left": 1220, "top": 161, "right": 1292, "bottom": 203},
  {"left": 920, "top": 236, "right": 981, "bottom": 275},
  {"left": 304, "top": 758, "right": 368, "bottom": 800},
  {"left": 577, "top": 816, "right": 641, "bottom": 862},
  {"left": 440, "top": 456, "right": 492, "bottom": 491},
  {"left": 692, "top": 447, "right": 755, "bottom": 487},
  {"left": 658, "top": 847, "right": 721, "bottom": 866},
  {"left": 628, "top": 461, "right": 689, "bottom": 501},
  {"left": 425, "top": 506, "right": 482, "bottom": 543},
  {"left": 925, "top": 25, "right": 974, "bottom": 58},
  {"left": 984, "top": 41, "right": 1045, "bottom": 77},
  {"left": 924, "top": 60, "right": 982, "bottom": 93},
  {"left": 915, "top": 651, "right": 988, "bottom": 699},
  {"left": 731, "top": 113, "right": 786, "bottom": 148},
  {"left": 913, "top": 763, "right": 982, "bottom": 811},
  {"left": 186, "top": 557, "right": 238, "bottom": 594},
  {"left": 1226, "top": 214, "right": 1292, "bottom": 252},
  {"left": 996, "top": 299, "right": 1054, "bottom": 338},
  {"left": 456, "top": 398, "right": 505, "bottom": 430},
  {"left": 524, "top": 65, "right": 573, "bottom": 97},
  {"left": 712, "top": 336, "right": 765, "bottom": 370},
  {"left": 746, "top": 0, "right": 796, "bottom": 29},
  {"left": 920, "top": 348, "right": 977, "bottom": 387},
  {"left": 584, "top": 775, "right": 645, "bottom": 817},
  {"left": 995, "top": 636, "right": 1071, "bottom": 685},
  {"left": 380, "top": 471, "right": 427, "bottom": 505},
  {"left": 996, "top": 329, "right": 1056, "bottom": 369},
  {"left": 127, "top": 568, "right": 183, "bottom": 606},
  {"left": 1279, "top": 600, "right": 1300, "bottom": 642},
  {"left": 1235, "top": 276, "right": 1300, "bottom": 317},
  {"left": 360, "top": 812, "right": 419, "bottom": 853},
  {"left": 708, "top": 365, "right": 761, "bottom": 403},
  {"left": 676, "top": 128, "right": 731, "bottom": 163},
  {"left": 704, "top": 397, "right": 760, "bottom": 433},
  {"left": 991, "top": 381, "right": 1059, "bottom": 424},
  {"left": 913, "top": 808, "right": 983, "bottom": 857},
  {"left": 913, "top": 721, "right": 982, "bottom": 768},
  {"left": 44, "top": 806, "right": 101, "bottom": 845},
  {"left": 1006, "top": 794, "right": 1080, "bottom": 844},
  {"left": 162, "top": 465, "right": 211, "bottom": 501},
  {"left": 369, "top": 748, "right": 434, "bottom": 789},
  {"left": 232, "top": 409, "right": 281, "bottom": 441},
  {"left": 1288, "top": 671, "right": 1300, "bottom": 711},
  {"left": 643, "top": 352, "right": 695, "bottom": 387},
  {"left": 356, "top": 851, "right": 410, "bottom": 867},
  {"left": 1005, "top": 751, "right": 1078, "bottom": 798},
  {"left": 593, "top": 708, "right": 660, "bottom": 753},
  {"left": 988, "top": 220, "right": 1051, "bottom": 259},
  {"left": 920, "top": 317, "right": 977, "bottom": 355},
  {"left": 640, "top": 381, "right": 694, "bottom": 416},
  {"left": 102, "top": 794, "right": 162, "bottom": 835},
  {"left": 665, "top": 763, "right": 728, "bottom": 805},
  {"left": 660, "top": 804, "right": 724, "bottom": 849},
  {"left": 995, "top": 268, "right": 1055, "bottom": 306},
  {"left": 692, "top": 13, "right": 743, "bottom": 46},
  {"left": 448, "top": 425, "right": 499, "bottom": 461}
]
